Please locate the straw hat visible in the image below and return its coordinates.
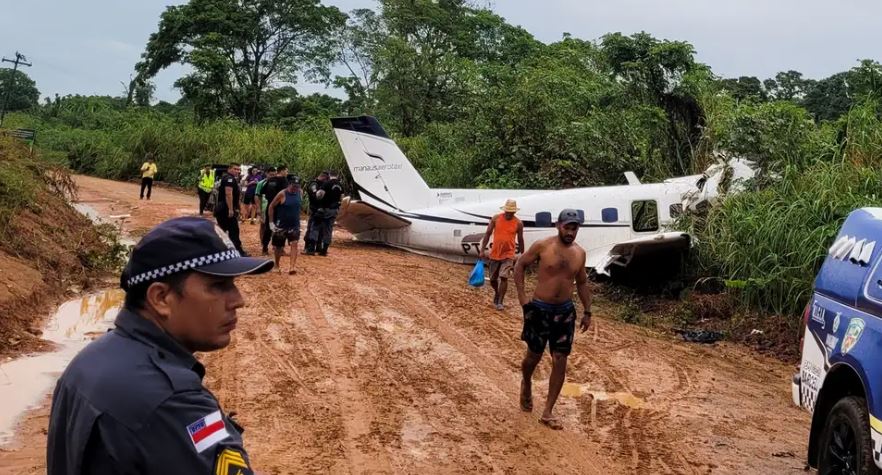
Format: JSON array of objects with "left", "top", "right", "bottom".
[{"left": 501, "top": 199, "right": 519, "bottom": 213}]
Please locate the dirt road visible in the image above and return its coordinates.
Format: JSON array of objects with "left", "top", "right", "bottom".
[{"left": 0, "top": 176, "right": 810, "bottom": 474}]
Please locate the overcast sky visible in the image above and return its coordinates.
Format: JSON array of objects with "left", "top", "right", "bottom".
[{"left": 1, "top": 0, "right": 879, "bottom": 103}]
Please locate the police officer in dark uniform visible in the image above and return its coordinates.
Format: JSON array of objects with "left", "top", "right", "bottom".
[
  {"left": 258, "top": 165, "right": 288, "bottom": 255},
  {"left": 47, "top": 217, "right": 273, "bottom": 475},
  {"left": 313, "top": 171, "right": 343, "bottom": 256},
  {"left": 213, "top": 162, "right": 245, "bottom": 255},
  {"left": 303, "top": 171, "right": 329, "bottom": 255}
]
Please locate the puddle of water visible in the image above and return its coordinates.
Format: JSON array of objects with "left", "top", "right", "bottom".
[
  {"left": 560, "top": 382, "right": 645, "bottom": 409},
  {"left": 72, "top": 202, "right": 137, "bottom": 248},
  {"left": 72, "top": 202, "right": 103, "bottom": 224},
  {"left": 0, "top": 290, "right": 123, "bottom": 446}
]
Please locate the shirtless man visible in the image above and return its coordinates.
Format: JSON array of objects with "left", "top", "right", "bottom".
[{"left": 514, "top": 209, "right": 592, "bottom": 430}]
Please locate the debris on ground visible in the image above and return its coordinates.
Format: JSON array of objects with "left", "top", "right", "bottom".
[{"left": 674, "top": 329, "right": 725, "bottom": 344}]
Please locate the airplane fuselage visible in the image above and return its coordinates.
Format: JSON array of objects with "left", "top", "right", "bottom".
[
  {"left": 330, "top": 115, "right": 719, "bottom": 273},
  {"left": 346, "top": 181, "right": 694, "bottom": 268}
]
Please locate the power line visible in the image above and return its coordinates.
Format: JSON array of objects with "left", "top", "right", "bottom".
[{"left": 0, "top": 51, "right": 33, "bottom": 127}]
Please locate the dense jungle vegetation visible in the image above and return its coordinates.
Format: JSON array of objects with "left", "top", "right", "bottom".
[{"left": 3, "top": 0, "right": 882, "bottom": 319}]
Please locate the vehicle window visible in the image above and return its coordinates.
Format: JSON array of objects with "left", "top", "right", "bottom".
[
  {"left": 602, "top": 208, "right": 618, "bottom": 223},
  {"left": 632, "top": 200, "right": 659, "bottom": 232},
  {"left": 669, "top": 204, "right": 683, "bottom": 218},
  {"left": 535, "top": 212, "right": 552, "bottom": 227}
]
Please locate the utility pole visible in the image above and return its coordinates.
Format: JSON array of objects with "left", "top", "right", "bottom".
[{"left": 0, "top": 51, "right": 33, "bottom": 127}]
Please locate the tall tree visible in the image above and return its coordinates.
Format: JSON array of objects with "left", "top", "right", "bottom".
[
  {"left": 263, "top": 86, "right": 343, "bottom": 126},
  {"left": 367, "top": 0, "right": 539, "bottom": 136},
  {"left": 333, "top": 8, "right": 382, "bottom": 114},
  {"left": 802, "top": 72, "right": 851, "bottom": 122},
  {"left": 766, "top": 70, "right": 814, "bottom": 101},
  {"left": 718, "top": 76, "right": 768, "bottom": 102},
  {"left": 133, "top": 80, "right": 156, "bottom": 107},
  {"left": 600, "top": 32, "right": 704, "bottom": 175},
  {"left": 123, "top": 77, "right": 156, "bottom": 107},
  {"left": 848, "top": 59, "right": 882, "bottom": 100},
  {"left": 135, "top": 0, "right": 345, "bottom": 123},
  {"left": 0, "top": 69, "right": 39, "bottom": 112}
]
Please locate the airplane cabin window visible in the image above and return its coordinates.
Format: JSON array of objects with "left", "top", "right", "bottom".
[
  {"left": 535, "top": 212, "right": 552, "bottom": 227},
  {"left": 576, "top": 209, "right": 585, "bottom": 223},
  {"left": 631, "top": 200, "right": 659, "bottom": 232},
  {"left": 670, "top": 204, "right": 683, "bottom": 218},
  {"left": 602, "top": 208, "right": 618, "bottom": 223}
]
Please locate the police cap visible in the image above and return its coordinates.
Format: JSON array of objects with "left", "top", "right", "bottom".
[{"left": 120, "top": 217, "right": 273, "bottom": 290}]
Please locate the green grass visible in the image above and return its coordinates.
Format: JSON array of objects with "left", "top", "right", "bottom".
[
  {"left": 0, "top": 137, "right": 39, "bottom": 232},
  {"left": 4, "top": 111, "right": 345, "bottom": 188},
  {"left": 683, "top": 162, "right": 882, "bottom": 315}
]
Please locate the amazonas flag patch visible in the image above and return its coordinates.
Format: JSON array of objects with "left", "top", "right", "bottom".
[{"left": 187, "top": 410, "right": 230, "bottom": 453}]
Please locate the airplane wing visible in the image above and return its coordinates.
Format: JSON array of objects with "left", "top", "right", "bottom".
[
  {"left": 336, "top": 198, "right": 411, "bottom": 234},
  {"left": 593, "top": 232, "right": 691, "bottom": 276}
]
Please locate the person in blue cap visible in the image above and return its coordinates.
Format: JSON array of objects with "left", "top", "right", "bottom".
[
  {"left": 47, "top": 216, "right": 273, "bottom": 475},
  {"left": 513, "top": 209, "right": 593, "bottom": 431}
]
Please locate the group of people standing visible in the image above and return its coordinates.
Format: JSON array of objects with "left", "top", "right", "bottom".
[{"left": 196, "top": 162, "right": 343, "bottom": 274}]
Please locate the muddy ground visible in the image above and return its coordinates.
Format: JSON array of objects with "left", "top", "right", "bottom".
[{"left": 0, "top": 176, "right": 811, "bottom": 474}]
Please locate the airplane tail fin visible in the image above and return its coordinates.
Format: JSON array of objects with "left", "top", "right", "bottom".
[{"left": 331, "top": 116, "right": 433, "bottom": 212}]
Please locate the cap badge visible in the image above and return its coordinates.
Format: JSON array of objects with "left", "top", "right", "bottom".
[{"left": 214, "top": 224, "right": 237, "bottom": 250}]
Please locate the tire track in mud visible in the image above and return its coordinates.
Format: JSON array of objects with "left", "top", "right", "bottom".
[
  {"left": 399, "top": 272, "right": 684, "bottom": 475},
  {"left": 297, "top": 279, "right": 395, "bottom": 474},
  {"left": 307, "top": 268, "right": 511, "bottom": 473},
  {"left": 561, "top": 321, "right": 706, "bottom": 474},
  {"left": 306, "top": 260, "right": 614, "bottom": 473},
  {"left": 203, "top": 278, "right": 349, "bottom": 473}
]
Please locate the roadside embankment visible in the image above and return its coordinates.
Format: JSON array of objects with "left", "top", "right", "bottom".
[{"left": 0, "top": 136, "right": 121, "bottom": 358}]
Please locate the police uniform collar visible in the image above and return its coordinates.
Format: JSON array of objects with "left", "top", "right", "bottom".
[{"left": 114, "top": 308, "right": 205, "bottom": 378}]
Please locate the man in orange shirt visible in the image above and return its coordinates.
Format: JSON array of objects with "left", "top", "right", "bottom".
[{"left": 480, "top": 199, "right": 525, "bottom": 310}]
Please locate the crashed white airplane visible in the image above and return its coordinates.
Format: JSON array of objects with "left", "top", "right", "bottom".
[{"left": 331, "top": 116, "right": 753, "bottom": 275}]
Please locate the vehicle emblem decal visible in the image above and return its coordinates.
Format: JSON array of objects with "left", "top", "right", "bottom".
[
  {"left": 832, "top": 313, "right": 841, "bottom": 333},
  {"left": 825, "top": 334, "right": 839, "bottom": 351},
  {"left": 811, "top": 304, "right": 825, "bottom": 330},
  {"left": 841, "top": 318, "right": 866, "bottom": 355}
]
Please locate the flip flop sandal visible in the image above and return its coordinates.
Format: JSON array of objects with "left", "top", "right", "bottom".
[{"left": 538, "top": 417, "right": 564, "bottom": 430}]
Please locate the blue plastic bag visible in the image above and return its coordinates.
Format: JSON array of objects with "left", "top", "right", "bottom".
[{"left": 468, "top": 260, "right": 485, "bottom": 287}]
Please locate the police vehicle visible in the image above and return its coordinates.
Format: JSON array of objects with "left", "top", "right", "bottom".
[{"left": 794, "top": 208, "right": 882, "bottom": 473}]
